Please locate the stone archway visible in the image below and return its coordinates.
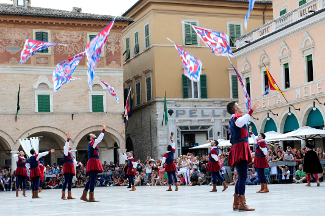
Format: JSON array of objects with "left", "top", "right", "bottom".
[{"left": 0, "top": 130, "right": 13, "bottom": 167}]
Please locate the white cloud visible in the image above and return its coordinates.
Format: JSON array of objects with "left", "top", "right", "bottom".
[{"left": 0, "top": 0, "right": 138, "bottom": 16}]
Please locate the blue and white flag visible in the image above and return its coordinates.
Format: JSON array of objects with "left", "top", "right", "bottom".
[{"left": 244, "top": 0, "right": 256, "bottom": 29}]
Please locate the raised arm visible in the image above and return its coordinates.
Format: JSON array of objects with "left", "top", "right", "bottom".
[
  {"left": 170, "top": 135, "right": 176, "bottom": 153},
  {"left": 122, "top": 150, "right": 128, "bottom": 161},
  {"left": 37, "top": 149, "right": 55, "bottom": 160},
  {"left": 64, "top": 132, "right": 71, "bottom": 156},
  {"left": 235, "top": 102, "right": 259, "bottom": 128},
  {"left": 13, "top": 154, "right": 19, "bottom": 162},
  {"left": 92, "top": 123, "right": 106, "bottom": 148}
]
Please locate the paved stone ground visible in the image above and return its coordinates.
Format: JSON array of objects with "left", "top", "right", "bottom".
[{"left": 1, "top": 183, "right": 323, "bottom": 216}]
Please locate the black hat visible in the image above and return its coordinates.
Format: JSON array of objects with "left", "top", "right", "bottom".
[{"left": 306, "top": 143, "right": 314, "bottom": 149}]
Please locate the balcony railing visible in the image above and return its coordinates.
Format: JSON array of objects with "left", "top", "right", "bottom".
[{"left": 235, "top": 0, "right": 324, "bottom": 49}]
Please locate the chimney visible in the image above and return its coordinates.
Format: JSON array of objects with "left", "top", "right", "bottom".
[
  {"left": 72, "top": 7, "right": 82, "bottom": 13},
  {"left": 27, "top": 0, "right": 31, "bottom": 7}
]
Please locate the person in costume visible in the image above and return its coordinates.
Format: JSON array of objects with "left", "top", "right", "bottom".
[
  {"left": 206, "top": 140, "right": 227, "bottom": 192},
  {"left": 304, "top": 144, "right": 322, "bottom": 187},
  {"left": 122, "top": 150, "right": 138, "bottom": 191},
  {"left": 162, "top": 135, "right": 178, "bottom": 191},
  {"left": 62, "top": 132, "right": 80, "bottom": 200},
  {"left": 227, "top": 101, "right": 259, "bottom": 211},
  {"left": 29, "top": 148, "right": 55, "bottom": 198},
  {"left": 39, "top": 161, "right": 45, "bottom": 192},
  {"left": 13, "top": 151, "right": 28, "bottom": 197},
  {"left": 80, "top": 123, "right": 106, "bottom": 202},
  {"left": 249, "top": 126, "right": 269, "bottom": 193}
]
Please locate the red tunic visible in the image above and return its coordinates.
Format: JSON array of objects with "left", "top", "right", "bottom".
[
  {"left": 126, "top": 158, "right": 137, "bottom": 176},
  {"left": 254, "top": 140, "right": 269, "bottom": 169},
  {"left": 206, "top": 148, "right": 221, "bottom": 173},
  {"left": 39, "top": 164, "right": 45, "bottom": 181},
  {"left": 163, "top": 148, "right": 177, "bottom": 172}
]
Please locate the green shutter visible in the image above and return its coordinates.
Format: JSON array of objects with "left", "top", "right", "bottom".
[
  {"left": 92, "top": 95, "right": 104, "bottom": 112},
  {"left": 280, "top": 9, "right": 287, "bottom": 16},
  {"left": 145, "top": 24, "right": 150, "bottom": 48},
  {"left": 229, "top": 24, "right": 235, "bottom": 47},
  {"left": 35, "top": 32, "right": 49, "bottom": 53},
  {"left": 299, "top": 0, "right": 306, "bottom": 6},
  {"left": 136, "top": 82, "right": 140, "bottom": 105},
  {"left": 231, "top": 75, "right": 238, "bottom": 99},
  {"left": 284, "top": 63, "right": 289, "bottom": 69},
  {"left": 246, "top": 77, "right": 250, "bottom": 84},
  {"left": 185, "top": 23, "right": 192, "bottom": 45},
  {"left": 191, "top": 22, "right": 197, "bottom": 45},
  {"left": 182, "top": 74, "right": 188, "bottom": 99},
  {"left": 38, "top": 95, "right": 50, "bottom": 112},
  {"left": 134, "top": 32, "right": 139, "bottom": 54},
  {"left": 89, "top": 35, "right": 96, "bottom": 41},
  {"left": 235, "top": 25, "right": 241, "bottom": 38},
  {"left": 200, "top": 74, "right": 207, "bottom": 99},
  {"left": 125, "top": 37, "right": 130, "bottom": 60},
  {"left": 35, "top": 32, "right": 43, "bottom": 41},
  {"left": 307, "top": 55, "right": 312, "bottom": 62},
  {"left": 146, "top": 77, "right": 151, "bottom": 101}
]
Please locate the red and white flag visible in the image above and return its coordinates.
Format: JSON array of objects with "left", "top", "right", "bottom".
[{"left": 124, "top": 88, "right": 132, "bottom": 121}]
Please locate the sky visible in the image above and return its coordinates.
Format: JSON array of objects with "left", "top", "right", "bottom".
[{"left": 0, "top": 0, "right": 139, "bottom": 16}]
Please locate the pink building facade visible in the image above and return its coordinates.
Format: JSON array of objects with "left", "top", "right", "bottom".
[{"left": 233, "top": 0, "right": 325, "bottom": 149}]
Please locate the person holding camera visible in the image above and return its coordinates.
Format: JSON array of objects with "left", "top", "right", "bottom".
[
  {"left": 162, "top": 135, "right": 178, "bottom": 191},
  {"left": 206, "top": 140, "right": 227, "bottom": 192},
  {"left": 249, "top": 126, "right": 269, "bottom": 193}
]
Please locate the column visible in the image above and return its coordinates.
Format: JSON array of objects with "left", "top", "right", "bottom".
[
  {"left": 118, "top": 148, "right": 127, "bottom": 165},
  {"left": 301, "top": 140, "right": 306, "bottom": 149},
  {"left": 10, "top": 151, "right": 19, "bottom": 175}
]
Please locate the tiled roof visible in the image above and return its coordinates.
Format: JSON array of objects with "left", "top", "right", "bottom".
[{"left": 0, "top": 4, "right": 133, "bottom": 22}]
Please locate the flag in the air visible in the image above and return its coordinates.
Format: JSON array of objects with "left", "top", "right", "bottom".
[
  {"left": 16, "top": 84, "right": 20, "bottom": 115},
  {"left": 164, "top": 92, "right": 168, "bottom": 126},
  {"left": 264, "top": 64, "right": 284, "bottom": 96},
  {"left": 190, "top": 25, "right": 233, "bottom": 57},
  {"left": 229, "top": 61, "right": 251, "bottom": 111},
  {"left": 124, "top": 88, "right": 132, "bottom": 121},
  {"left": 244, "top": 0, "right": 256, "bottom": 29},
  {"left": 85, "top": 19, "right": 115, "bottom": 90},
  {"left": 19, "top": 39, "right": 57, "bottom": 64},
  {"left": 53, "top": 52, "right": 85, "bottom": 92},
  {"left": 171, "top": 40, "right": 202, "bottom": 81},
  {"left": 99, "top": 78, "right": 119, "bottom": 103}
]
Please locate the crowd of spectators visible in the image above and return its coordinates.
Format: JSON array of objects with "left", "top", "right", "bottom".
[{"left": 0, "top": 144, "right": 325, "bottom": 192}]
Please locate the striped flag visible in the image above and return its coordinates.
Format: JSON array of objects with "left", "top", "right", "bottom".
[
  {"left": 264, "top": 64, "right": 284, "bottom": 96},
  {"left": 124, "top": 88, "right": 132, "bottom": 121},
  {"left": 99, "top": 78, "right": 119, "bottom": 103},
  {"left": 229, "top": 60, "right": 251, "bottom": 111},
  {"left": 244, "top": 0, "right": 256, "bottom": 29},
  {"left": 19, "top": 39, "right": 57, "bottom": 64}
]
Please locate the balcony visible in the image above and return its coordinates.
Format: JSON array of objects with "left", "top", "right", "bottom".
[{"left": 235, "top": 0, "right": 324, "bottom": 49}]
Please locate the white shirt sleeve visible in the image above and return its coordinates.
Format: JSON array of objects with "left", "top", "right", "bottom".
[
  {"left": 132, "top": 161, "right": 138, "bottom": 169},
  {"left": 261, "top": 147, "right": 268, "bottom": 156},
  {"left": 122, "top": 153, "right": 128, "bottom": 161},
  {"left": 162, "top": 157, "right": 166, "bottom": 164},
  {"left": 73, "top": 158, "right": 78, "bottom": 166},
  {"left": 93, "top": 132, "right": 105, "bottom": 148},
  {"left": 235, "top": 113, "right": 251, "bottom": 128},
  {"left": 13, "top": 154, "right": 19, "bottom": 162},
  {"left": 250, "top": 133, "right": 257, "bottom": 143},
  {"left": 26, "top": 163, "right": 30, "bottom": 170},
  {"left": 64, "top": 140, "right": 69, "bottom": 156},
  {"left": 37, "top": 151, "right": 49, "bottom": 160},
  {"left": 211, "top": 154, "right": 218, "bottom": 161},
  {"left": 170, "top": 139, "right": 175, "bottom": 149}
]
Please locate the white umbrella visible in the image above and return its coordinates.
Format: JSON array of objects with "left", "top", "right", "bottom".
[
  {"left": 267, "top": 126, "right": 325, "bottom": 142},
  {"left": 264, "top": 131, "right": 300, "bottom": 143}
]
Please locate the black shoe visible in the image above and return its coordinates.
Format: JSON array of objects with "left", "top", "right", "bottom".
[{"left": 127, "top": 186, "right": 131, "bottom": 188}]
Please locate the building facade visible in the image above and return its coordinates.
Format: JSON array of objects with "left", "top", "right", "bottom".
[
  {"left": 0, "top": 0, "right": 132, "bottom": 169},
  {"left": 122, "top": 0, "right": 273, "bottom": 160},
  {"left": 234, "top": 0, "right": 325, "bottom": 150}
]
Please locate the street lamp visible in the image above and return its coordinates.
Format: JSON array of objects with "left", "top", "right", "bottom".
[{"left": 267, "top": 113, "right": 270, "bottom": 121}]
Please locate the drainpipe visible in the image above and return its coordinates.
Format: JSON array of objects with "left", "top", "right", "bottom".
[{"left": 263, "top": 3, "right": 268, "bottom": 24}]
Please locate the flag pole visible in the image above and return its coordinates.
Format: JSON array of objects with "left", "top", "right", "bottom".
[{"left": 167, "top": 38, "right": 175, "bottom": 44}]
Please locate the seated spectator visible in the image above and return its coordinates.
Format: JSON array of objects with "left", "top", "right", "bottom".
[
  {"left": 98, "top": 176, "right": 106, "bottom": 186},
  {"left": 3, "top": 175, "right": 11, "bottom": 191},
  {"left": 47, "top": 178, "right": 58, "bottom": 189},
  {"left": 179, "top": 174, "right": 186, "bottom": 185},
  {"left": 293, "top": 164, "right": 307, "bottom": 183},
  {"left": 229, "top": 170, "right": 238, "bottom": 186},
  {"left": 189, "top": 167, "right": 200, "bottom": 186},
  {"left": 246, "top": 168, "right": 259, "bottom": 185},
  {"left": 135, "top": 172, "right": 141, "bottom": 186}
]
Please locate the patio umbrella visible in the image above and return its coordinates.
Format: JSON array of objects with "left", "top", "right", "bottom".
[{"left": 264, "top": 131, "right": 300, "bottom": 145}]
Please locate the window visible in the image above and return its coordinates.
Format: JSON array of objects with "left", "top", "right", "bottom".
[
  {"left": 38, "top": 95, "right": 50, "bottom": 112},
  {"left": 231, "top": 75, "right": 238, "bottom": 99},
  {"left": 263, "top": 71, "right": 269, "bottom": 91},
  {"left": 125, "top": 37, "right": 130, "bottom": 61},
  {"left": 307, "top": 55, "right": 313, "bottom": 82},
  {"left": 135, "top": 81, "right": 141, "bottom": 105},
  {"left": 35, "top": 32, "right": 48, "bottom": 53},
  {"left": 246, "top": 77, "right": 251, "bottom": 96},
  {"left": 134, "top": 31, "right": 139, "bottom": 55},
  {"left": 299, "top": 0, "right": 306, "bottom": 6},
  {"left": 229, "top": 24, "right": 241, "bottom": 47},
  {"left": 184, "top": 22, "right": 198, "bottom": 46},
  {"left": 280, "top": 8, "right": 287, "bottom": 16},
  {"left": 145, "top": 23, "right": 150, "bottom": 48},
  {"left": 89, "top": 35, "right": 96, "bottom": 41},
  {"left": 182, "top": 74, "right": 206, "bottom": 99},
  {"left": 284, "top": 63, "right": 290, "bottom": 88},
  {"left": 146, "top": 76, "right": 152, "bottom": 101},
  {"left": 17, "top": 0, "right": 24, "bottom": 6},
  {"left": 92, "top": 95, "right": 104, "bottom": 112}
]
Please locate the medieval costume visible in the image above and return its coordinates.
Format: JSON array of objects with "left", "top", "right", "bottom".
[
  {"left": 162, "top": 138, "right": 178, "bottom": 191},
  {"left": 304, "top": 144, "right": 322, "bottom": 187}
]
